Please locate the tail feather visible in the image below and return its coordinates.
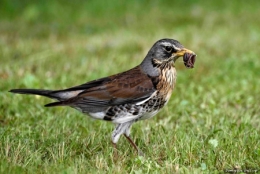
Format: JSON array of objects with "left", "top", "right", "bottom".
[
  {"left": 9, "top": 89, "right": 56, "bottom": 99},
  {"left": 9, "top": 89, "right": 52, "bottom": 95},
  {"left": 44, "top": 101, "right": 66, "bottom": 107},
  {"left": 9, "top": 88, "right": 78, "bottom": 107}
]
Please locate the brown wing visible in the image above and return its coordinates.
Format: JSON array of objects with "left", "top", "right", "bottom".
[{"left": 45, "top": 66, "right": 156, "bottom": 107}]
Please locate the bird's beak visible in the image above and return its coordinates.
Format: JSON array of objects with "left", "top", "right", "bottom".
[{"left": 175, "top": 48, "right": 195, "bottom": 57}]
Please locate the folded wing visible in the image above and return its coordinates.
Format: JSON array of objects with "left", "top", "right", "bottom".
[{"left": 45, "top": 66, "right": 156, "bottom": 112}]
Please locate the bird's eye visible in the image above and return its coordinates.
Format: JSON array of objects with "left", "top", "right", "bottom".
[{"left": 165, "top": 46, "right": 172, "bottom": 52}]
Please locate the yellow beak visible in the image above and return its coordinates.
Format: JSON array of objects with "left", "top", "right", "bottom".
[{"left": 175, "top": 48, "right": 195, "bottom": 57}]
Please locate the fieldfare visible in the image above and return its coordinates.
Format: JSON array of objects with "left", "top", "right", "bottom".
[{"left": 10, "top": 38, "right": 196, "bottom": 155}]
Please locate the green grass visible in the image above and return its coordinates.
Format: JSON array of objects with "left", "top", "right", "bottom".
[{"left": 1, "top": 0, "right": 260, "bottom": 173}]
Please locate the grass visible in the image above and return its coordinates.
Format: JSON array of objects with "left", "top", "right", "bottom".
[{"left": 1, "top": 0, "right": 260, "bottom": 173}]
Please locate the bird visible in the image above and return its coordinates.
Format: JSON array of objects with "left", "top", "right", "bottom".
[{"left": 9, "top": 38, "right": 196, "bottom": 155}]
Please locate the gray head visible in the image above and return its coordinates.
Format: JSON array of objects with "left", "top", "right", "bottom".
[{"left": 140, "top": 38, "right": 195, "bottom": 76}]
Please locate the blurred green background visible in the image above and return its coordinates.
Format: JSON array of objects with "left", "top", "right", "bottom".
[{"left": 0, "top": 0, "right": 260, "bottom": 173}]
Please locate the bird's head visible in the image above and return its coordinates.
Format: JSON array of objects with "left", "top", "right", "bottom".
[{"left": 141, "top": 38, "right": 196, "bottom": 76}]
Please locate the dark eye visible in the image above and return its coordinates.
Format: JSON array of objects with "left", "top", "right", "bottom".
[{"left": 165, "top": 46, "right": 172, "bottom": 52}]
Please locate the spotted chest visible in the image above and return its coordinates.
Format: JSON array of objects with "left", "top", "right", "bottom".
[
  {"left": 139, "top": 65, "right": 177, "bottom": 119},
  {"left": 154, "top": 63, "right": 177, "bottom": 101}
]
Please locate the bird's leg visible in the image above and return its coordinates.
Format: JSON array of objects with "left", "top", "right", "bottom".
[
  {"left": 112, "top": 141, "right": 117, "bottom": 149},
  {"left": 111, "top": 141, "right": 118, "bottom": 159},
  {"left": 111, "top": 123, "right": 125, "bottom": 158},
  {"left": 124, "top": 134, "right": 144, "bottom": 156},
  {"left": 123, "top": 134, "right": 138, "bottom": 151}
]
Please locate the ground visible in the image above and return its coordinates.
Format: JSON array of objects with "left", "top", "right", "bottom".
[{"left": 0, "top": 0, "right": 259, "bottom": 173}]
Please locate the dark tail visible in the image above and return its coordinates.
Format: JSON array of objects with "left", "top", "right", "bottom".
[
  {"left": 44, "top": 101, "right": 66, "bottom": 107},
  {"left": 9, "top": 89, "right": 57, "bottom": 99},
  {"left": 9, "top": 89, "right": 53, "bottom": 98},
  {"left": 9, "top": 89, "right": 75, "bottom": 107}
]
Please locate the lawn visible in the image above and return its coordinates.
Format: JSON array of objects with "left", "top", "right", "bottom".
[{"left": 0, "top": 0, "right": 259, "bottom": 173}]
